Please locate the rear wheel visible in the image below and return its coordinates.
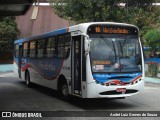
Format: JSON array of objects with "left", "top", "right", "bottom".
[
  {"left": 25, "top": 71, "right": 32, "bottom": 87},
  {"left": 60, "top": 82, "right": 70, "bottom": 100}
]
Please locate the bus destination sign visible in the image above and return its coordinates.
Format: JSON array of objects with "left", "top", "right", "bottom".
[
  {"left": 95, "top": 27, "right": 129, "bottom": 34},
  {"left": 88, "top": 25, "right": 138, "bottom": 35}
]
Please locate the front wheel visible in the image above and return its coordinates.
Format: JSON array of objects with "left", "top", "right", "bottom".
[{"left": 60, "top": 82, "right": 70, "bottom": 100}]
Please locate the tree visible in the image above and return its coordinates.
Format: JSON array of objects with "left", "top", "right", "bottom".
[
  {"left": 144, "top": 29, "right": 160, "bottom": 53},
  {"left": 49, "top": 0, "right": 160, "bottom": 40},
  {"left": 0, "top": 17, "right": 19, "bottom": 53},
  {"left": 49, "top": 0, "right": 111, "bottom": 23}
]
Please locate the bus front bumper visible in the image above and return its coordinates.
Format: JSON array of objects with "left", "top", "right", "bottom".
[{"left": 85, "top": 79, "right": 144, "bottom": 98}]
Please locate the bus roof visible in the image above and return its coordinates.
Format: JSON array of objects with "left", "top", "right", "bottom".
[
  {"left": 14, "top": 28, "right": 67, "bottom": 44},
  {"left": 14, "top": 22, "right": 138, "bottom": 44}
]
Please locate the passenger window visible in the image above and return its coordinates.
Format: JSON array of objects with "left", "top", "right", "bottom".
[
  {"left": 58, "top": 36, "right": 65, "bottom": 58},
  {"left": 46, "top": 38, "right": 54, "bottom": 57},
  {"left": 37, "top": 39, "right": 45, "bottom": 58},
  {"left": 29, "top": 41, "right": 36, "bottom": 58},
  {"left": 58, "top": 34, "right": 71, "bottom": 59},
  {"left": 64, "top": 34, "right": 71, "bottom": 59},
  {"left": 23, "top": 42, "right": 28, "bottom": 57},
  {"left": 14, "top": 44, "right": 19, "bottom": 58}
]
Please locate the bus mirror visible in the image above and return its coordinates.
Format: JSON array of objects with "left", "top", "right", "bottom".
[
  {"left": 85, "top": 39, "right": 91, "bottom": 56},
  {"left": 81, "top": 33, "right": 90, "bottom": 56},
  {"left": 81, "top": 33, "right": 89, "bottom": 39}
]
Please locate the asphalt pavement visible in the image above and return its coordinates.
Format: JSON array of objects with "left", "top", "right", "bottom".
[{"left": 0, "top": 72, "right": 160, "bottom": 120}]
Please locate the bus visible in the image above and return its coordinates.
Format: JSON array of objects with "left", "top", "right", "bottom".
[{"left": 14, "top": 22, "right": 144, "bottom": 99}]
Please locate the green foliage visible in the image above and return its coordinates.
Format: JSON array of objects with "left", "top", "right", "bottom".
[
  {"left": 145, "top": 29, "right": 160, "bottom": 51},
  {"left": 49, "top": 0, "right": 160, "bottom": 42},
  {"left": 49, "top": 0, "right": 111, "bottom": 23},
  {"left": 0, "top": 17, "right": 19, "bottom": 53},
  {"left": 148, "top": 62, "right": 159, "bottom": 77}
]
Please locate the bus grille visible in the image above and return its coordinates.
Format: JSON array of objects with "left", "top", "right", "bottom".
[{"left": 99, "top": 89, "right": 138, "bottom": 95}]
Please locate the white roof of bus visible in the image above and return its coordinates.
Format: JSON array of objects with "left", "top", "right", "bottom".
[
  {"left": 15, "top": 22, "right": 138, "bottom": 44},
  {"left": 69, "top": 22, "right": 138, "bottom": 33}
]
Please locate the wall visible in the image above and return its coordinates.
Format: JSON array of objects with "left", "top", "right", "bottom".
[{"left": 16, "top": 5, "right": 70, "bottom": 38}]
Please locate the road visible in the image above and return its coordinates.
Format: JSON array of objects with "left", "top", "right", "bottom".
[{"left": 0, "top": 72, "right": 160, "bottom": 120}]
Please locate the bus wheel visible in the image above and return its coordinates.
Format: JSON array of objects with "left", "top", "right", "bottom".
[
  {"left": 26, "top": 71, "right": 32, "bottom": 87},
  {"left": 61, "top": 82, "right": 69, "bottom": 100}
]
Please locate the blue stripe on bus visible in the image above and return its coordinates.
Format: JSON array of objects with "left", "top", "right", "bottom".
[
  {"left": 14, "top": 28, "right": 67, "bottom": 44},
  {"left": 93, "top": 72, "right": 142, "bottom": 83},
  {"left": 20, "top": 57, "right": 64, "bottom": 80}
]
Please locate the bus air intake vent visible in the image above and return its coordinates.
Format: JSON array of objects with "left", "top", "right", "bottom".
[{"left": 99, "top": 89, "right": 138, "bottom": 95}]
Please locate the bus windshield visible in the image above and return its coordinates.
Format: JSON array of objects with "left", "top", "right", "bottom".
[{"left": 89, "top": 34, "right": 142, "bottom": 73}]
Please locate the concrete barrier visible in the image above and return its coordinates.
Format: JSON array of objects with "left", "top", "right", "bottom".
[{"left": 0, "top": 64, "right": 14, "bottom": 72}]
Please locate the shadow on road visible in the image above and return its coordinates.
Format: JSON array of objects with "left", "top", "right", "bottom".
[{"left": 17, "top": 80, "right": 136, "bottom": 111}]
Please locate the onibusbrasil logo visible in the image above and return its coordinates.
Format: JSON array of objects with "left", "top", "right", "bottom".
[{"left": 1, "top": 112, "right": 42, "bottom": 118}]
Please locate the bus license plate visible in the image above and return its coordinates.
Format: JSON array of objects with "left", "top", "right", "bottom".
[{"left": 116, "top": 88, "right": 126, "bottom": 93}]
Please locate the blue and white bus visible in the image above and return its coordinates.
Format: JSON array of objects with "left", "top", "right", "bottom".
[{"left": 14, "top": 22, "right": 144, "bottom": 99}]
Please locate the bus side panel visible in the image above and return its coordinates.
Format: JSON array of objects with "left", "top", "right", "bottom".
[
  {"left": 21, "top": 71, "right": 25, "bottom": 80},
  {"left": 33, "top": 57, "right": 71, "bottom": 91},
  {"left": 20, "top": 58, "right": 37, "bottom": 83},
  {"left": 28, "top": 67, "right": 37, "bottom": 83},
  {"left": 36, "top": 75, "right": 58, "bottom": 90},
  {"left": 22, "top": 57, "right": 64, "bottom": 90},
  {"left": 13, "top": 44, "right": 23, "bottom": 78},
  {"left": 58, "top": 57, "right": 71, "bottom": 92}
]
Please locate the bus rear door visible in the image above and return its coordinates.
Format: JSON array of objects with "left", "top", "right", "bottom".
[
  {"left": 14, "top": 43, "right": 23, "bottom": 78},
  {"left": 18, "top": 44, "right": 23, "bottom": 78}
]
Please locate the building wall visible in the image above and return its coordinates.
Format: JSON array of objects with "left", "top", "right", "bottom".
[{"left": 16, "top": 5, "right": 70, "bottom": 38}]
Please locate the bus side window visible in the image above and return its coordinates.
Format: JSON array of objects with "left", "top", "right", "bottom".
[
  {"left": 46, "top": 37, "right": 54, "bottom": 57},
  {"left": 58, "top": 35, "right": 65, "bottom": 58},
  {"left": 64, "top": 34, "right": 71, "bottom": 59},
  {"left": 23, "top": 42, "right": 28, "bottom": 58},
  {"left": 14, "top": 44, "right": 19, "bottom": 58},
  {"left": 29, "top": 41, "right": 36, "bottom": 58},
  {"left": 57, "top": 33, "right": 71, "bottom": 59},
  {"left": 37, "top": 39, "right": 45, "bottom": 58}
]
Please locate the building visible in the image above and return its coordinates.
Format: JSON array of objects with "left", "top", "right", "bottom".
[
  {"left": 16, "top": 0, "right": 71, "bottom": 38},
  {"left": 0, "top": 1, "right": 71, "bottom": 64}
]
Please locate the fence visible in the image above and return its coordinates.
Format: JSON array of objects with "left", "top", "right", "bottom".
[{"left": 145, "top": 58, "right": 160, "bottom": 77}]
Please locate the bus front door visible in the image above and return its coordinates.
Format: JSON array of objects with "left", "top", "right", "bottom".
[
  {"left": 18, "top": 45, "right": 22, "bottom": 78},
  {"left": 71, "top": 36, "right": 82, "bottom": 96}
]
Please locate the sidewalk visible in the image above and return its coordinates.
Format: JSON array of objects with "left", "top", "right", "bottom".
[
  {"left": 144, "top": 77, "right": 160, "bottom": 84},
  {"left": 0, "top": 72, "right": 14, "bottom": 77}
]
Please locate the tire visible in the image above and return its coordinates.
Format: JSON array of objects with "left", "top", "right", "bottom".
[
  {"left": 25, "top": 71, "right": 32, "bottom": 87},
  {"left": 60, "top": 82, "right": 70, "bottom": 100}
]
